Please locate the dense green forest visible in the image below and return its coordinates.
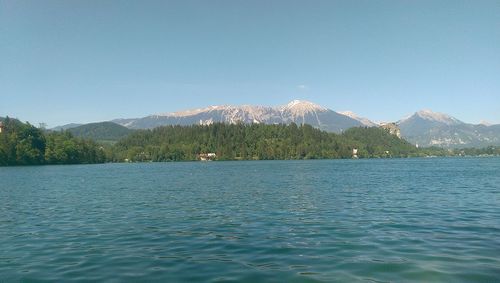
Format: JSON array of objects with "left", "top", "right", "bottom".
[
  {"left": 2, "top": 118, "right": 499, "bottom": 166},
  {"left": 0, "top": 117, "right": 106, "bottom": 166},
  {"left": 107, "top": 123, "right": 424, "bottom": 162}
]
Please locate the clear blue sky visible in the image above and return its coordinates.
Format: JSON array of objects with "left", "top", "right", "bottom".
[{"left": 1, "top": 0, "right": 499, "bottom": 127}]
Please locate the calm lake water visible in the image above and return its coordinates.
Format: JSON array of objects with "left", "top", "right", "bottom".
[{"left": 1, "top": 158, "right": 499, "bottom": 282}]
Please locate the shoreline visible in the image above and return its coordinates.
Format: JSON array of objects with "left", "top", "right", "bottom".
[{"left": 2, "top": 154, "right": 499, "bottom": 167}]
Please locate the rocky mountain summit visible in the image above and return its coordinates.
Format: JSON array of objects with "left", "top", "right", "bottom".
[
  {"left": 53, "top": 100, "right": 500, "bottom": 148},
  {"left": 113, "top": 100, "right": 364, "bottom": 133},
  {"left": 397, "top": 110, "right": 500, "bottom": 148}
]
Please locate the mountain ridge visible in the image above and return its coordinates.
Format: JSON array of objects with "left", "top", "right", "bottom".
[
  {"left": 50, "top": 100, "right": 499, "bottom": 148},
  {"left": 397, "top": 110, "right": 500, "bottom": 148},
  {"left": 112, "top": 100, "right": 365, "bottom": 133}
]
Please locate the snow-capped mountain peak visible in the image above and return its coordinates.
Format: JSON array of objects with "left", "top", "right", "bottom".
[
  {"left": 112, "top": 99, "right": 364, "bottom": 133},
  {"left": 338, "top": 110, "right": 357, "bottom": 117},
  {"left": 414, "top": 109, "right": 462, "bottom": 125},
  {"left": 105, "top": 100, "right": 500, "bottom": 148},
  {"left": 279, "top": 100, "right": 326, "bottom": 116}
]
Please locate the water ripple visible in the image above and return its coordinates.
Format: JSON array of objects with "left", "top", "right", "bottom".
[{"left": 1, "top": 158, "right": 499, "bottom": 282}]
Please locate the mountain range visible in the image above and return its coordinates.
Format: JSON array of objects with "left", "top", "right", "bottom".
[
  {"left": 53, "top": 100, "right": 500, "bottom": 148},
  {"left": 112, "top": 100, "right": 364, "bottom": 133},
  {"left": 397, "top": 110, "right": 500, "bottom": 148}
]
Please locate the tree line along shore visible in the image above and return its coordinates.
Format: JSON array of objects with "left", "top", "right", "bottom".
[{"left": 1, "top": 117, "right": 499, "bottom": 166}]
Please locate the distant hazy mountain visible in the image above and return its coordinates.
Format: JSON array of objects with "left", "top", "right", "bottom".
[
  {"left": 398, "top": 110, "right": 500, "bottom": 148},
  {"left": 51, "top": 123, "right": 83, "bottom": 131},
  {"left": 67, "top": 122, "right": 134, "bottom": 142},
  {"left": 113, "top": 100, "right": 364, "bottom": 133}
]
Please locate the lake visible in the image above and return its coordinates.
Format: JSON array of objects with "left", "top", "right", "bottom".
[{"left": 1, "top": 158, "right": 499, "bottom": 282}]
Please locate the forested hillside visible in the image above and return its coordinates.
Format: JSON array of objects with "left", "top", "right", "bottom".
[
  {"left": 0, "top": 117, "right": 106, "bottom": 166},
  {"left": 4, "top": 118, "right": 498, "bottom": 166},
  {"left": 107, "top": 123, "right": 421, "bottom": 162},
  {"left": 66, "top": 122, "right": 133, "bottom": 143}
]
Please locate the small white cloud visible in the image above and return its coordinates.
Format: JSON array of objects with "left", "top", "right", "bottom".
[{"left": 297, "top": 84, "right": 308, "bottom": 90}]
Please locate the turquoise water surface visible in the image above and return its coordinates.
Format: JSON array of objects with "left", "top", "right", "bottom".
[{"left": 1, "top": 158, "right": 499, "bottom": 282}]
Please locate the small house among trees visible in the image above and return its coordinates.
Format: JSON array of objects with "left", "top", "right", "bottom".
[
  {"left": 352, "top": 148, "right": 358, "bottom": 159},
  {"left": 198, "top": 153, "right": 216, "bottom": 161}
]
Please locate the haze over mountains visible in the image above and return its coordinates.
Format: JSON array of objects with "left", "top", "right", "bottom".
[{"left": 54, "top": 100, "right": 500, "bottom": 148}]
